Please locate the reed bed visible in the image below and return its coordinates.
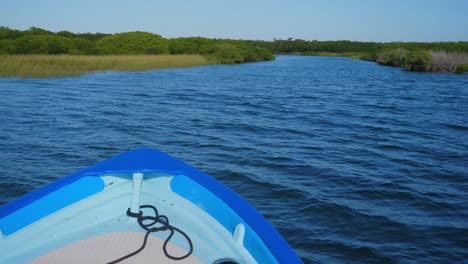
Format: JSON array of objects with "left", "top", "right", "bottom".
[
  {"left": 0, "top": 54, "right": 211, "bottom": 78},
  {"left": 429, "top": 51, "right": 468, "bottom": 72}
]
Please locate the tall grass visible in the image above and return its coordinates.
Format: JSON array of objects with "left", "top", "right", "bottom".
[
  {"left": 373, "top": 49, "right": 468, "bottom": 73},
  {"left": 0, "top": 54, "right": 211, "bottom": 78}
]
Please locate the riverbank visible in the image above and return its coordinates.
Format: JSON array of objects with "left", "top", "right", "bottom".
[
  {"left": 0, "top": 54, "right": 212, "bottom": 78},
  {"left": 300, "top": 50, "right": 468, "bottom": 73},
  {"left": 457, "top": 64, "right": 468, "bottom": 73},
  {"left": 252, "top": 39, "right": 468, "bottom": 73},
  {"left": 0, "top": 27, "right": 275, "bottom": 76},
  {"left": 299, "top": 51, "right": 367, "bottom": 59}
]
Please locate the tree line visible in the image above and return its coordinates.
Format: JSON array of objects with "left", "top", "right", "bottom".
[
  {"left": 1, "top": 27, "right": 467, "bottom": 71},
  {"left": 0, "top": 27, "right": 274, "bottom": 64},
  {"left": 249, "top": 38, "right": 468, "bottom": 54},
  {"left": 250, "top": 38, "right": 468, "bottom": 72}
]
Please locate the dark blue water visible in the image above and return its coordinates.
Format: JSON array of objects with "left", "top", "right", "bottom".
[{"left": 0, "top": 55, "right": 467, "bottom": 263}]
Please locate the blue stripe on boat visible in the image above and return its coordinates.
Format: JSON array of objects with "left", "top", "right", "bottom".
[
  {"left": 171, "top": 175, "right": 278, "bottom": 263},
  {"left": 0, "top": 176, "right": 105, "bottom": 236}
]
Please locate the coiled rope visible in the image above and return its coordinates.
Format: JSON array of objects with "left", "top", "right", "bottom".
[{"left": 107, "top": 205, "right": 193, "bottom": 263}]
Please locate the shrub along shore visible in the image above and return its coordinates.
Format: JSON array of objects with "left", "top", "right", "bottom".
[
  {"left": 1, "top": 26, "right": 467, "bottom": 77},
  {"left": 251, "top": 39, "right": 468, "bottom": 73},
  {"left": 0, "top": 27, "right": 274, "bottom": 77}
]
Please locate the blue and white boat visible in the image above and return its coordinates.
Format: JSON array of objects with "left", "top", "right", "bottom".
[{"left": 0, "top": 148, "right": 302, "bottom": 263}]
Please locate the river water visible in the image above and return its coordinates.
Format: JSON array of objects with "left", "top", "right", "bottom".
[{"left": 0, "top": 55, "right": 467, "bottom": 263}]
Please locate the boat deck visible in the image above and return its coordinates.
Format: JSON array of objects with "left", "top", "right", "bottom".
[{"left": 29, "top": 231, "right": 202, "bottom": 264}]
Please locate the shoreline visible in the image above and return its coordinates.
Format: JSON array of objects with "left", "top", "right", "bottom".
[
  {"left": 0, "top": 54, "right": 213, "bottom": 78},
  {"left": 1, "top": 53, "right": 466, "bottom": 79},
  {"left": 292, "top": 51, "right": 468, "bottom": 74}
]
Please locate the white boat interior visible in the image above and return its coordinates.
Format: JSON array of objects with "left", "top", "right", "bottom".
[{"left": 0, "top": 172, "right": 277, "bottom": 264}]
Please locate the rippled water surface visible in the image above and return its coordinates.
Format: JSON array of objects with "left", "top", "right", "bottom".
[{"left": 1, "top": 55, "right": 467, "bottom": 263}]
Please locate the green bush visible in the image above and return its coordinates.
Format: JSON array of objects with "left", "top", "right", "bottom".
[
  {"left": 70, "top": 38, "right": 96, "bottom": 55},
  {"left": 0, "top": 26, "right": 275, "bottom": 64},
  {"left": 455, "top": 64, "right": 468, "bottom": 74},
  {"left": 402, "top": 50, "right": 432, "bottom": 71},
  {"left": 169, "top": 37, "right": 214, "bottom": 54},
  {"left": 11, "top": 35, "right": 76, "bottom": 54},
  {"left": 96, "top": 32, "right": 169, "bottom": 55},
  {"left": 0, "top": 39, "right": 14, "bottom": 54},
  {"left": 169, "top": 38, "right": 274, "bottom": 63},
  {"left": 76, "top": 32, "right": 109, "bottom": 42},
  {"left": 211, "top": 43, "right": 244, "bottom": 64},
  {"left": 253, "top": 46, "right": 275, "bottom": 61},
  {"left": 0, "top": 26, "right": 24, "bottom": 40},
  {"left": 376, "top": 48, "right": 408, "bottom": 66},
  {"left": 24, "top": 27, "right": 54, "bottom": 36}
]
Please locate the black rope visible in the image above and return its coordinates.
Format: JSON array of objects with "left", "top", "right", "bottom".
[{"left": 107, "top": 205, "right": 193, "bottom": 263}]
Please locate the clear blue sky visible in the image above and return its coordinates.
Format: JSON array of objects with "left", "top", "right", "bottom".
[{"left": 1, "top": 0, "right": 467, "bottom": 42}]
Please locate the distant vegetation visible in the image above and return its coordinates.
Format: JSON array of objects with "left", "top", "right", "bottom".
[
  {"left": 456, "top": 64, "right": 468, "bottom": 74},
  {"left": 429, "top": 51, "right": 468, "bottom": 73},
  {"left": 0, "top": 54, "right": 210, "bottom": 78},
  {"left": 250, "top": 39, "right": 468, "bottom": 73},
  {"left": 0, "top": 27, "right": 274, "bottom": 64},
  {"left": 1, "top": 26, "right": 467, "bottom": 77}
]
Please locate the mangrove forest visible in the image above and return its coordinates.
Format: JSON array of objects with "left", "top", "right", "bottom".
[
  {"left": 1, "top": 26, "right": 467, "bottom": 77},
  {"left": 251, "top": 39, "right": 468, "bottom": 73}
]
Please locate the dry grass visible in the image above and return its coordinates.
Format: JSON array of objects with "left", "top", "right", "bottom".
[
  {"left": 0, "top": 54, "right": 211, "bottom": 78},
  {"left": 429, "top": 51, "right": 468, "bottom": 72}
]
